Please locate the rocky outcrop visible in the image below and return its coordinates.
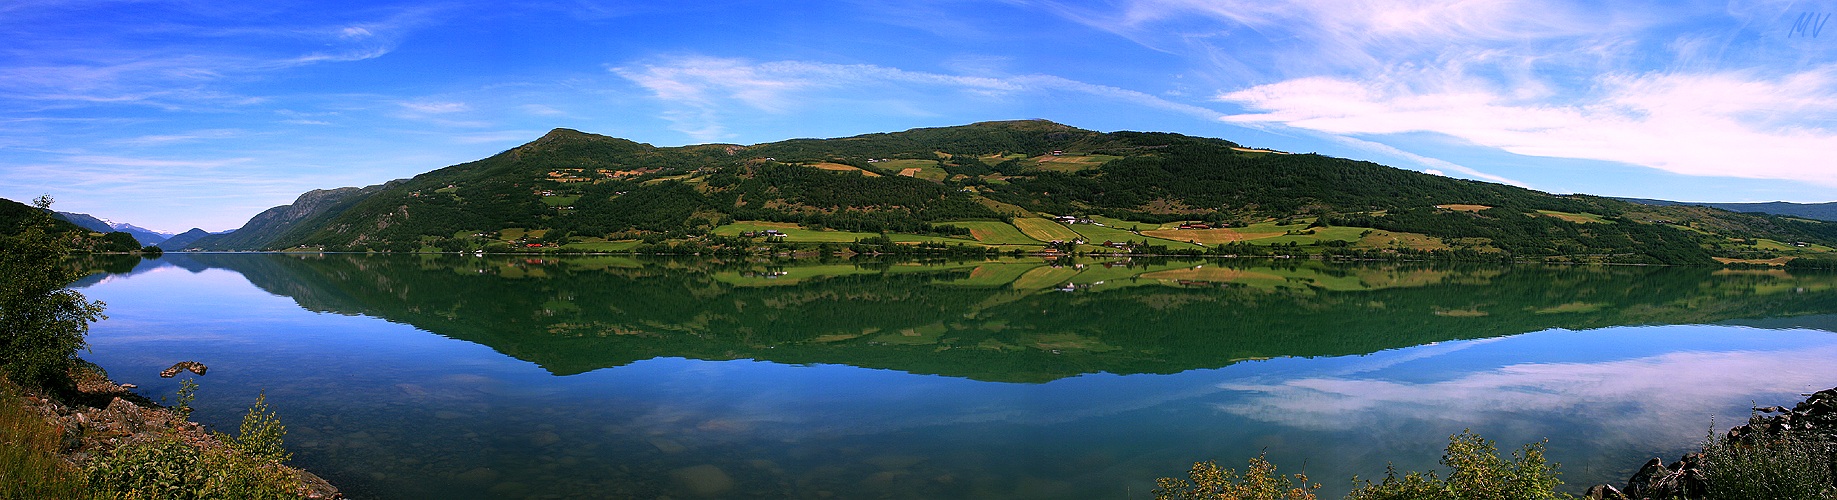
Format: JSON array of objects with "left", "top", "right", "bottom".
[
  {"left": 1587, "top": 387, "right": 1837, "bottom": 499},
  {"left": 15, "top": 365, "right": 340, "bottom": 498},
  {"left": 159, "top": 361, "right": 207, "bottom": 377}
]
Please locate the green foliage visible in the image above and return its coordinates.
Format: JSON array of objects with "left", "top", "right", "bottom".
[
  {"left": 1702, "top": 424, "right": 1835, "bottom": 500},
  {"left": 0, "top": 196, "right": 105, "bottom": 389},
  {"left": 232, "top": 392, "right": 289, "bottom": 465},
  {"left": 174, "top": 378, "right": 198, "bottom": 420},
  {"left": 83, "top": 436, "right": 298, "bottom": 500},
  {"left": 1343, "top": 465, "right": 1448, "bottom": 500},
  {"left": 95, "top": 231, "right": 142, "bottom": 253},
  {"left": 1345, "top": 430, "right": 1571, "bottom": 500},
  {"left": 1154, "top": 454, "right": 1320, "bottom": 500}
]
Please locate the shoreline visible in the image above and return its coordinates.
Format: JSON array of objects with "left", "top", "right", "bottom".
[{"left": 6, "top": 362, "right": 340, "bottom": 498}]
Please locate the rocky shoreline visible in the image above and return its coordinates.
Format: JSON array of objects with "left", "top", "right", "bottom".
[
  {"left": 14, "top": 362, "right": 340, "bottom": 498},
  {"left": 1585, "top": 386, "right": 1837, "bottom": 500}
]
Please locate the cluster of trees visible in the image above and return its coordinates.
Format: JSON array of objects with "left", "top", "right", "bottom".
[
  {"left": 0, "top": 196, "right": 106, "bottom": 390},
  {"left": 1325, "top": 208, "right": 1712, "bottom": 265},
  {"left": 0, "top": 196, "right": 148, "bottom": 255}
]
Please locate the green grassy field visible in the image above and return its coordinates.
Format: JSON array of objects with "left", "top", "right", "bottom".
[
  {"left": 1750, "top": 238, "right": 1837, "bottom": 253},
  {"left": 712, "top": 221, "right": 978, "bottom": 245},
  {"left": 558, "top": 240, "right": 642, "bottom": 252},
  {"left": 498, "top": 228, "right": 548, "bottom": 241},
  {"left": 541, "top": 195, "right": 581, "bottom": 207},
  {"left": 943, "top": 262, "right": 1043, "bottom": 287},
  {"left": 973, "top": 198, "right": 1035, "bottom": 218},
  {"left": 1030, "top": 154, "right": 1121, "bottom": 173},
  {"left": 1012, "top": 218, "right": 1081, "bottom": 242},
  {"left": 875, "top": 159, "right": 948, "bottom": 181},
  {"left": 1535, "top": 210, "right": 1612, "bottom": 224},
  {"left": 1088, "top": 215, "right": 1152, "bottom": 232},
  {"left": 947, "top": 221, "right": 1044, "bottom": 245},
  {"left": 1252, "top": 226, "right": 1370, "bottom": 246},
  {"left": 1070, "top": 223, "right": 1203, "bottom": 249},
  {"left": 718, "top": 261, "right": 991, "bottom": 287},
  {"left": 1011, "top": 265, "right": 1084, "bottom": 290},
  {"left": 1356, "top": 230, "right": 1452, "bottom": 251}
]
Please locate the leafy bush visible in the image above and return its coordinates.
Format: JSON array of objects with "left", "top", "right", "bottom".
[
  {"left": 1344, "top": 430, "right": 1571, "bottom": 500},
  {"left": 84, "top": 436, "right": 297, "bottom": 500},
  {"left": 232, "top": 392, "right": 289, "bottom": 465},
  {"left": 85, "top": 390, "right": 299, "bottom": 500},
  {"left": 1155, "top": 453, "right": 1320, "bottom": 500},
  {"left": 1702, "top": 425, "right": 1835, "bottom": 500}
]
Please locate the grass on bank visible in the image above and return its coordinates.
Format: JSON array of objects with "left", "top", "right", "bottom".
[
  {"left": 0, "top": 379, "right": 86, "bottom": 498},
  {"left": 1, "top": 376, "right": 305, "bottom": 500},
  {"left": 0, "top": 375, "right": 308, "bottom": 500}
]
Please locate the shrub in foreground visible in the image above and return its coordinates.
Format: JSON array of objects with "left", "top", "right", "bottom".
[
  {"left": 1155, "top": 453, "right": 1320, "bottom": 500},
  {"left": 1157, "top": 430, "right": 1569, "bottom": 500},
  {"left": 1347, "top": 430, "right": 1569, "bottom": 500},
  {"left": 1701, "top": 423, "right": 1834, "bottom": 500}
]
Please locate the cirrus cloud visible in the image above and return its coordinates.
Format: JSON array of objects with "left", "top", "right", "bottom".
[
  {"left": 1219, "top": 65, "right": 1837, "bottom": 185},
  {"left": 614, "top": 56, "right": 1227, "bottom": 141}
]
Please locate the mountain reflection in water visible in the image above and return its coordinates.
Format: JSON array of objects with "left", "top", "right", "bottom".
[{"left": 72, "top": 255, "right": 1837, "bottom": 498}]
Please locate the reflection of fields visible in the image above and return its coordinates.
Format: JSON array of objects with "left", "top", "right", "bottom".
[
  {"left": 70, "top": 256, "right": 1837, "bottom": 499},
  {"left": 103, "top": 254, "right": 1837, "bottom": 383}
]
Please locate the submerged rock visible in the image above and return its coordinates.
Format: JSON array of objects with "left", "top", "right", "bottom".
[{"left": 671, "top": 464, "right": 735, "bottom": 497}]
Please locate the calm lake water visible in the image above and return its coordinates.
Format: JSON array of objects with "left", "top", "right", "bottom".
[{"left": 71, "top": 254, "right": 1837, "bottom": 499}]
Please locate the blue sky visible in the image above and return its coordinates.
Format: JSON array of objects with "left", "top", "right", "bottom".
[{"left": 4, "top": 0, "right": 1836, "bottom": 232}]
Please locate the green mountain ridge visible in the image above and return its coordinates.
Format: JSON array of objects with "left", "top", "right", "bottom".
[
  {"left": 193, "top": 120, "right": 1837, "bottom": 265},
  {"left": 1614, "top": 197, "right": 1837, "bottom": 222},
  {"left": 155, "top": 228, "right": 215, "bottom": 250}
]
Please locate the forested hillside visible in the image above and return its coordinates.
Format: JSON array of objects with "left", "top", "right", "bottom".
[
  {"left": 0, "top": 197, "right": 146, "bottom": 253},
  {"left": 194, "top": 120, "right": 1837, "bottom": 265}
]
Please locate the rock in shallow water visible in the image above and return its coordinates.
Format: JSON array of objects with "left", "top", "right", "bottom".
[
  {"left": 671, "top": 464, "right": 734, "bottom": 497},
  {"left": 159, "top": 361, "right": 207, "bottom": 378}
]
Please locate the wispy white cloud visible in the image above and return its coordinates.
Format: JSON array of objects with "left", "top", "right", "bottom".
[
  {"left": 397, "top": 101, "right": 470, "bottom": 114},
  {"left": 113, "top": 129, "right": 243, "bottom": 146},
  {"left": 0, "top": 7, "right": 424, "bottom": 109},
  {"left": 614, "top": 56, "right": 1226, "bottom": 141},
  {"left": 1219, "top": 66, "right": 1837, "bottom": 185},
  {"left": 520, "top": 104, "right": 567, "bottom": 116},
  {"left": 1038, "top": 0, "right": 1628, "bottom": 80},
  {"left": 1324, "top": 134, "right": 1530, "bottom": 187},
  {"left": 454, "top": 130, "right": 545, "bottom": 144},
  {"left": 1032, "top": 0, "right": 1837, "bottom": 188}
]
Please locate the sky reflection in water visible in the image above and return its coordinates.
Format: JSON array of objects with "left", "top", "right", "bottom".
[{"left": 73, "top": 256, "right": 1837, "bottom": 498}]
